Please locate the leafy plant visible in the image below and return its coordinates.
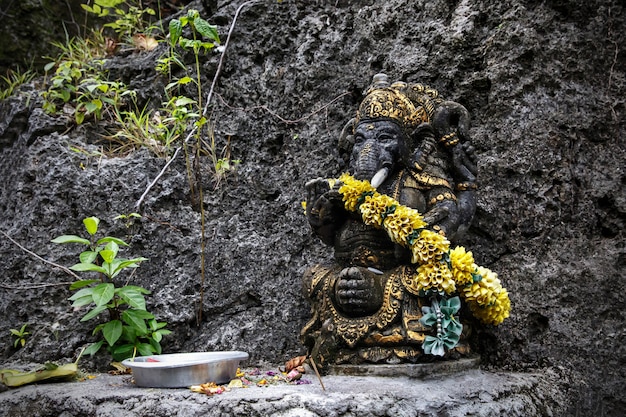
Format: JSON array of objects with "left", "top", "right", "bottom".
[
  {"left": 10, "top": 323, "right": 30, "bottom": 348},
  {"left": 52, "top": 216, "right": 171, "bottom": 361},
  {"left": 166, "top": 9, "right": 220, "bottom": 109},
  {"left": 82, "top": 0, "right": 157, "bottom": 45},
  {"left": 42, "top": 34, "right": 133, "bottom": 124},
  {"left": 114, "top": 212, "right": 142, "bottom": 228},
  {"left": 0, "top": 68, "right": 35, "bottom": 101},
  {"left": 206, "top": 130, "right": 240, "bottom": 188}
]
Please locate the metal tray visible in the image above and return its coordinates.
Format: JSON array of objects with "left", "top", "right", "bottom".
[{"left": 122, "top": 351, "right": 249, "bottom": 388}]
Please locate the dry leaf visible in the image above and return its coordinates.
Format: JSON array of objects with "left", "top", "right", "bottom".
[
  {"left": 284, "top": 355, "right": 307, "bottom": 373},
  {"left": 133, "top": 34, "right": 158, "bottom": 51},
  {"left": 108, "top": 362, "right": 131, "bottom": 375},
  {"left": 105, "top": 37, "right": 118, "bottom": 56}
]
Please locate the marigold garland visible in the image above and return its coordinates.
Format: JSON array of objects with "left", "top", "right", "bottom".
[{"left": 335, "top": 173, "right": 510, "bottom": 326}]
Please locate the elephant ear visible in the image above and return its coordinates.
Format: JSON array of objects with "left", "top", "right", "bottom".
[
  {"left": 407, "top": 123, "right": 436, "bottom": 171},
  {"left": 338, "top": 118, "right": 356, "bottom": 162}
]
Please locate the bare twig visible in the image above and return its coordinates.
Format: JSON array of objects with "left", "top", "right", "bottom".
[
  {"left": 0, "top": 281, "right": 74, "bottom": 290},
  {"left": 135, "top": 0, "right": 262, "bottom": 210},
  {"left": 0, "top": 230, "right": 80, "bottom": 289},
  {"left": 216, "top": 91, "right": 352, "bottom": 125},
  {"left": 308, "top": 355, "right": 326, "bottom": 391}
]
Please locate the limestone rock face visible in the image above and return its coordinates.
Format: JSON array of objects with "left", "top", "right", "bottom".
[{"left": 0, "top": 0, "right": 623, "bottom": 415}]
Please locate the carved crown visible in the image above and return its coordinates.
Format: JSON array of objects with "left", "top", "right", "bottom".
[{"left": 355, "top": 74, "right": 430, "bottom": 129}]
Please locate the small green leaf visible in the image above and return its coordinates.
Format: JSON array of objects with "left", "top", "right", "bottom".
[
  {"left": 122, "top": 285, "right": 151, "bottom": 295},
  {"left": 99, "top": 249, "right": 117, "bottom": 264},
  {"left": 96, "top": 236, "right": 129, "bottom": 247},
  {"left": 70, "top": 263, "right": 108, "bottom": 274},
  {"left": 169, "top": 19, "right": 182, "bottom": 46},
  {"left": 83, "top": 340, "right": 104, "bottom": 356},
  {"left": 113, "top": 258, "right": 148, "bottom": 276},
  {"left": 71, "top": 294, "right": 95, "bottom": 308},
  {"left": 111, "top": 343, "right": 134, "bottom": 361},
  {"left": 122, "top": 309, "right": 151, "bottom": 334},
  {"left": 137, "top": 343, "right": 155, "bottom": 356},
  {"left": 193, "top": 17, "right": 219, "bottom": 42},
  {"left": 85, "top": 101, "right": 98, "bottom": 114},
  {"left": 79, "top": 250, "right": 98, "bottom": 264},
  {"left": 80, "top": 304, "right": 107, "bottom": 321},
  {"left": 149, "top": 338, "right": 162, "bottom": 354},
  {"left": 92, "top": 323, "right": 105, "bottom": 335},
  {"left": 92, "top": 283, "right": 115, "bottom": 306},
  {"left": 103, "top": 320, "right": 123, "bottom": 346},
  {"left": 174, "top": 96, "right": 195, "bottom": 107},
  {"left": 69, "top": 287, "right": 95, "bottom": 301},
  {"left": 83, "top": 217, "right": 100, "bottom": 235},
  {"left": 51, "top": 235, "right": 90, "bottom": 245},
  {"left": 117, "top": 288, "right": 147, "bottom": 310}
]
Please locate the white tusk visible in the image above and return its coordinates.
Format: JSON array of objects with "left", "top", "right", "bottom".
[{"left": 370, "top": 167, "right": 389, "bottom": 189}]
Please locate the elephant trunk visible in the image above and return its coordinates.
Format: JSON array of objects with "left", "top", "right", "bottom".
[{"left": 353, "top": 141, "right": 393, "bottom": 188}]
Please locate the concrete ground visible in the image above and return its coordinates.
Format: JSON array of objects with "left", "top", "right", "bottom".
[{"left": 0, "top": 365, "right": 566, "bottom": 416}]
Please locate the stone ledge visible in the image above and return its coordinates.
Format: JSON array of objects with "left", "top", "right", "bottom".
[
  {"left": 328, "top": 357, "right": 481, "bottom": 378},
  {"left": 0, "top": 368, "right": 565, "bottom": 416}
]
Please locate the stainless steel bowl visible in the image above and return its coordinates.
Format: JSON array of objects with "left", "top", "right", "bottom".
[{"left": 122, "top": 351, "right": 249, "bottom": 388}]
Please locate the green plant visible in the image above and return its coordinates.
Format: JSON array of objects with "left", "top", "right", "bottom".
[
  {"left": 0, "top": 68, "right": 35, "bottom": 100},
  {"left": 82, "top": 0, "right": 157, "bottom": 44},
  {"left": 42, "top": 34, "right": 133, "bottom": 124},
  {"left": 206, "top": 130, "right": 240, "bottom": 189},
  {"left": 109, "top": 95, "right": 201, "bottom": 156},
  {"left": 52, "top": 216, "right": 171, "bottom": 361},
  {"left": 109, "top": 102, "right": 171, "bottom": 156},
  {"left": 166, "top": 9, "right": 220, "bottom": 110},
  {"left": 114, "top": 212, "right": 142, "bottom": 228},
  {"left": 10, "top": 323, "right": 30, "bottom": 348}
]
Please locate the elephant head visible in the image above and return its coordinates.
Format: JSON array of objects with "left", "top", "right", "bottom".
[
  {"left": 346, "top": 74, "right": 428, "bottom": 188},
  {"left": 348, "top": 120, "right": 407, "bottom": 188}
]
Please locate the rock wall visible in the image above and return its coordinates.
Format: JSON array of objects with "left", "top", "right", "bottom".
[{"left": 0, "top": 0, "right": 623, "bottom": 415}]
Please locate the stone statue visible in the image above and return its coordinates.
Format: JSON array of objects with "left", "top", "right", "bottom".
[{"left": 301, "top": 74, "right": 509, "bottom": 370}]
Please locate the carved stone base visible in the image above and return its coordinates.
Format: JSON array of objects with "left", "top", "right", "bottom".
[{"left": 327, "top": 356, "right": 480, "bottom": 378}]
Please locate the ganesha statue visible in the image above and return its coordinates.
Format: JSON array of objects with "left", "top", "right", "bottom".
[{"left": 301, "top": 74, "right": 510, "bottom": 370}]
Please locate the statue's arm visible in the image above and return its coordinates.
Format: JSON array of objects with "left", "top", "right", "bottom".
[
  {"left": 305, "top": 178, "right": 346, "bottom": 246},
  {"left": 423, "top": 186, "right": 461, "bottom": 239}
]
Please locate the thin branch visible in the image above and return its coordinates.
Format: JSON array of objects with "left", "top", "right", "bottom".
[
  {"left": 0, "top": 281, "right": 75, "bottom": 290},
  {"left": 216, "top": 91, "right": 352, "bottom": 125},
  {"left": 308, "top": 356, "right": 326, "bottom": 391},
  {"left": 0, "top": 230, "right": 81, "bottom": 282},
  {"left": 135, "top": 0, "right": 262, "bottom": 210}
]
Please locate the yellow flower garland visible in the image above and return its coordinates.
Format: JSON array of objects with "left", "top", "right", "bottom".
[{"left": 336, "top": 173, "right": 510, "bottom": 326}]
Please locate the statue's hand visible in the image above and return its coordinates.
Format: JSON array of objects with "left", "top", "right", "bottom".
[
  {"left": 335, "top": 267, "right": 383, "bottom": 316},
  {"left": 432, "top": 101, "right": 470, "bottom": 142},
  {"left": 451, "top": 142, "right": 477, "bottom": 182},
  {"left": 305, "top": 178, "right": 344, "bottom": 245},
  {"left": 423, "top": 205, "right": 450, "bottom": 227},
  {"left": 305, "top": 178, "right": 342, "bottom": 226}
]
